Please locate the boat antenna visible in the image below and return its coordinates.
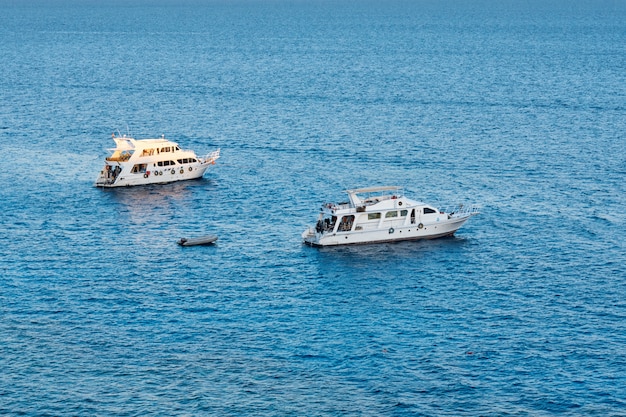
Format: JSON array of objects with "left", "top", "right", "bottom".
[{"left": 115, "top": 124, "right": 130, "bottom": 138}]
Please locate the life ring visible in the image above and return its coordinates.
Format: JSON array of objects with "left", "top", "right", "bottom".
[
  {"left": 418, "top": 223, "right": 424, "bottom": 229},
  {"left": 188, "top": 167, "right": 193, "bottom": 172},
  {"left": 180, "top": 169, "right": 184, "bottom": 174},
  {"left": 171, "top": 169, "right": 175, "bottom": 175},
  {"left": 158, "top": 171, "right": 162, "bottom": 176},
  {"left": 389, "top": 228, "right": 394, "bottom": 234},
  {"left": 143, "top": 173, "right": 148, "bottom": 178}
]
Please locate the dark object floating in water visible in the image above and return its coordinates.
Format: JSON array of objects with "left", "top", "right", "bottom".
[{"left": 177, "top": 235, "right": 218, "bottom": 246}]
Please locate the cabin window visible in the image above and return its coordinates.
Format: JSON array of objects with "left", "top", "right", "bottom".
[
  {"left": 158, "top": 160, "right": 177, "bottom": 167},
  {"left": 177, "top": 158, "right": 190, "bottom": 164},
  {"left": 424, "top": 207, "right": 437, "bottom": 214},
  {"left": 141, "top": 149, "right": 155, "bottom": 156},
  {"left": 368, "top": 213, "right": 381, "bottom": 220},
  {"left": 131, "top": 164, "right": 147, "bottom": 173},
  {"left": 400, "top": 210, "right": 408, "bottom": 217},
  {"left": 338, "top": 215, "right": 354, "bottom": 232},
  {"left": 385, "top": 211, "right": 398, "bottom": 218},
  {"left": 190, "top": 158, "right": 197, "bottom": 163},
  {"left": 160, "top": 147, "right": 171, "bottom": 153}
]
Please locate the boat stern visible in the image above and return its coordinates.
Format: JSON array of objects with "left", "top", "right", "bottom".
[
  {"left": 94, "top": 163, "right": 121, "bottom": 187},
  {"left": 302, "top": 227, "right": 317, "bottom": 245},
  {"left": 303, "top": 226, "right": 333, "bottom": 246}
]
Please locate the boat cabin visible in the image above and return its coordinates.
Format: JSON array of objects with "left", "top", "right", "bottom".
[{"left": 315, "top": 186, "right": 442, "bottom": 234}]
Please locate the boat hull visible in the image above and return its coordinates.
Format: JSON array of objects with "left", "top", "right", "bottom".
[
  {"left": 95, "top": 163, "right": 211, "bottom": 188},
  {"left": 303, "top": 216, "right": 470, "bottom": 247},
  {"left": 177, "top": 235, "right": 218, "bottom": 246}
]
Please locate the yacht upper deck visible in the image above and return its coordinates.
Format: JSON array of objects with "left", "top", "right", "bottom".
[{"left": 346, "top": 186, "right": 403, "bottom": 207}]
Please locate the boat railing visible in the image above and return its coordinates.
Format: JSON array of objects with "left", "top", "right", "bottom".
[
  {"left": 321, "top": 202, "right": 351, "bottom": 213},
  {"left": 443, "top": 204, "right": 480, "bottom": 218},
  {"left": 202, "top": 148, "right": 221, "bottom": 163},
  {"left": 361, "top": 192, "right": 401, "bottom": 205}
]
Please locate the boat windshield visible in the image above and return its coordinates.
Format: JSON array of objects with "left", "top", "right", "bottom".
[
  {"left": 348, "top": 186, "right": 403, "bottom": 206},
  {"left": 107, "top": 149, "right": 134, "bottom": 162}
]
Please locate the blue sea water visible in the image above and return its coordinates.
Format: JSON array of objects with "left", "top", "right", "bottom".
[{"left": 1, "top": 0, "right": 625, "bottom": 415}]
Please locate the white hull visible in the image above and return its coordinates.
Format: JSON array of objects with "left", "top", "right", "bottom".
[
  {"left": 96, "top": 163, "right": 212, "bottom": 188},
  {"left": 302, "top": 186, "right": 478, "bottom": 247},
  {"left": 303, "top": 216, "right": 470, "bottom": 246}
]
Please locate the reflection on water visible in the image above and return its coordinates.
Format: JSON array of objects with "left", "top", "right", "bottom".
[
  {"left": 104, "top": 180, "right": 199, "bottom": 205},
  {"left": 97, "top": 179, "right": 219, "bottom": 242},
  {"left": 310, "top": 236, "right": 472, "bottom": 274}
]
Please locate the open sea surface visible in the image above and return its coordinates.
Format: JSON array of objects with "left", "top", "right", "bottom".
[{"left": 1, "top": 1, "right": 625, "bottom": 415}]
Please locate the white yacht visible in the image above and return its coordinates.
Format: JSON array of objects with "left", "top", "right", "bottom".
[
  {"left": 302, "top": 186, "right": 479, "bottom": 247},
  {"left": 95, "top": 134, "right": 220, "bottom": 188}
]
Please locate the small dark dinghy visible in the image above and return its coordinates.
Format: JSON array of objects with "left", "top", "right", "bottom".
[{"left": 177, "top": 235, "right": 218, "bottom": 246}]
